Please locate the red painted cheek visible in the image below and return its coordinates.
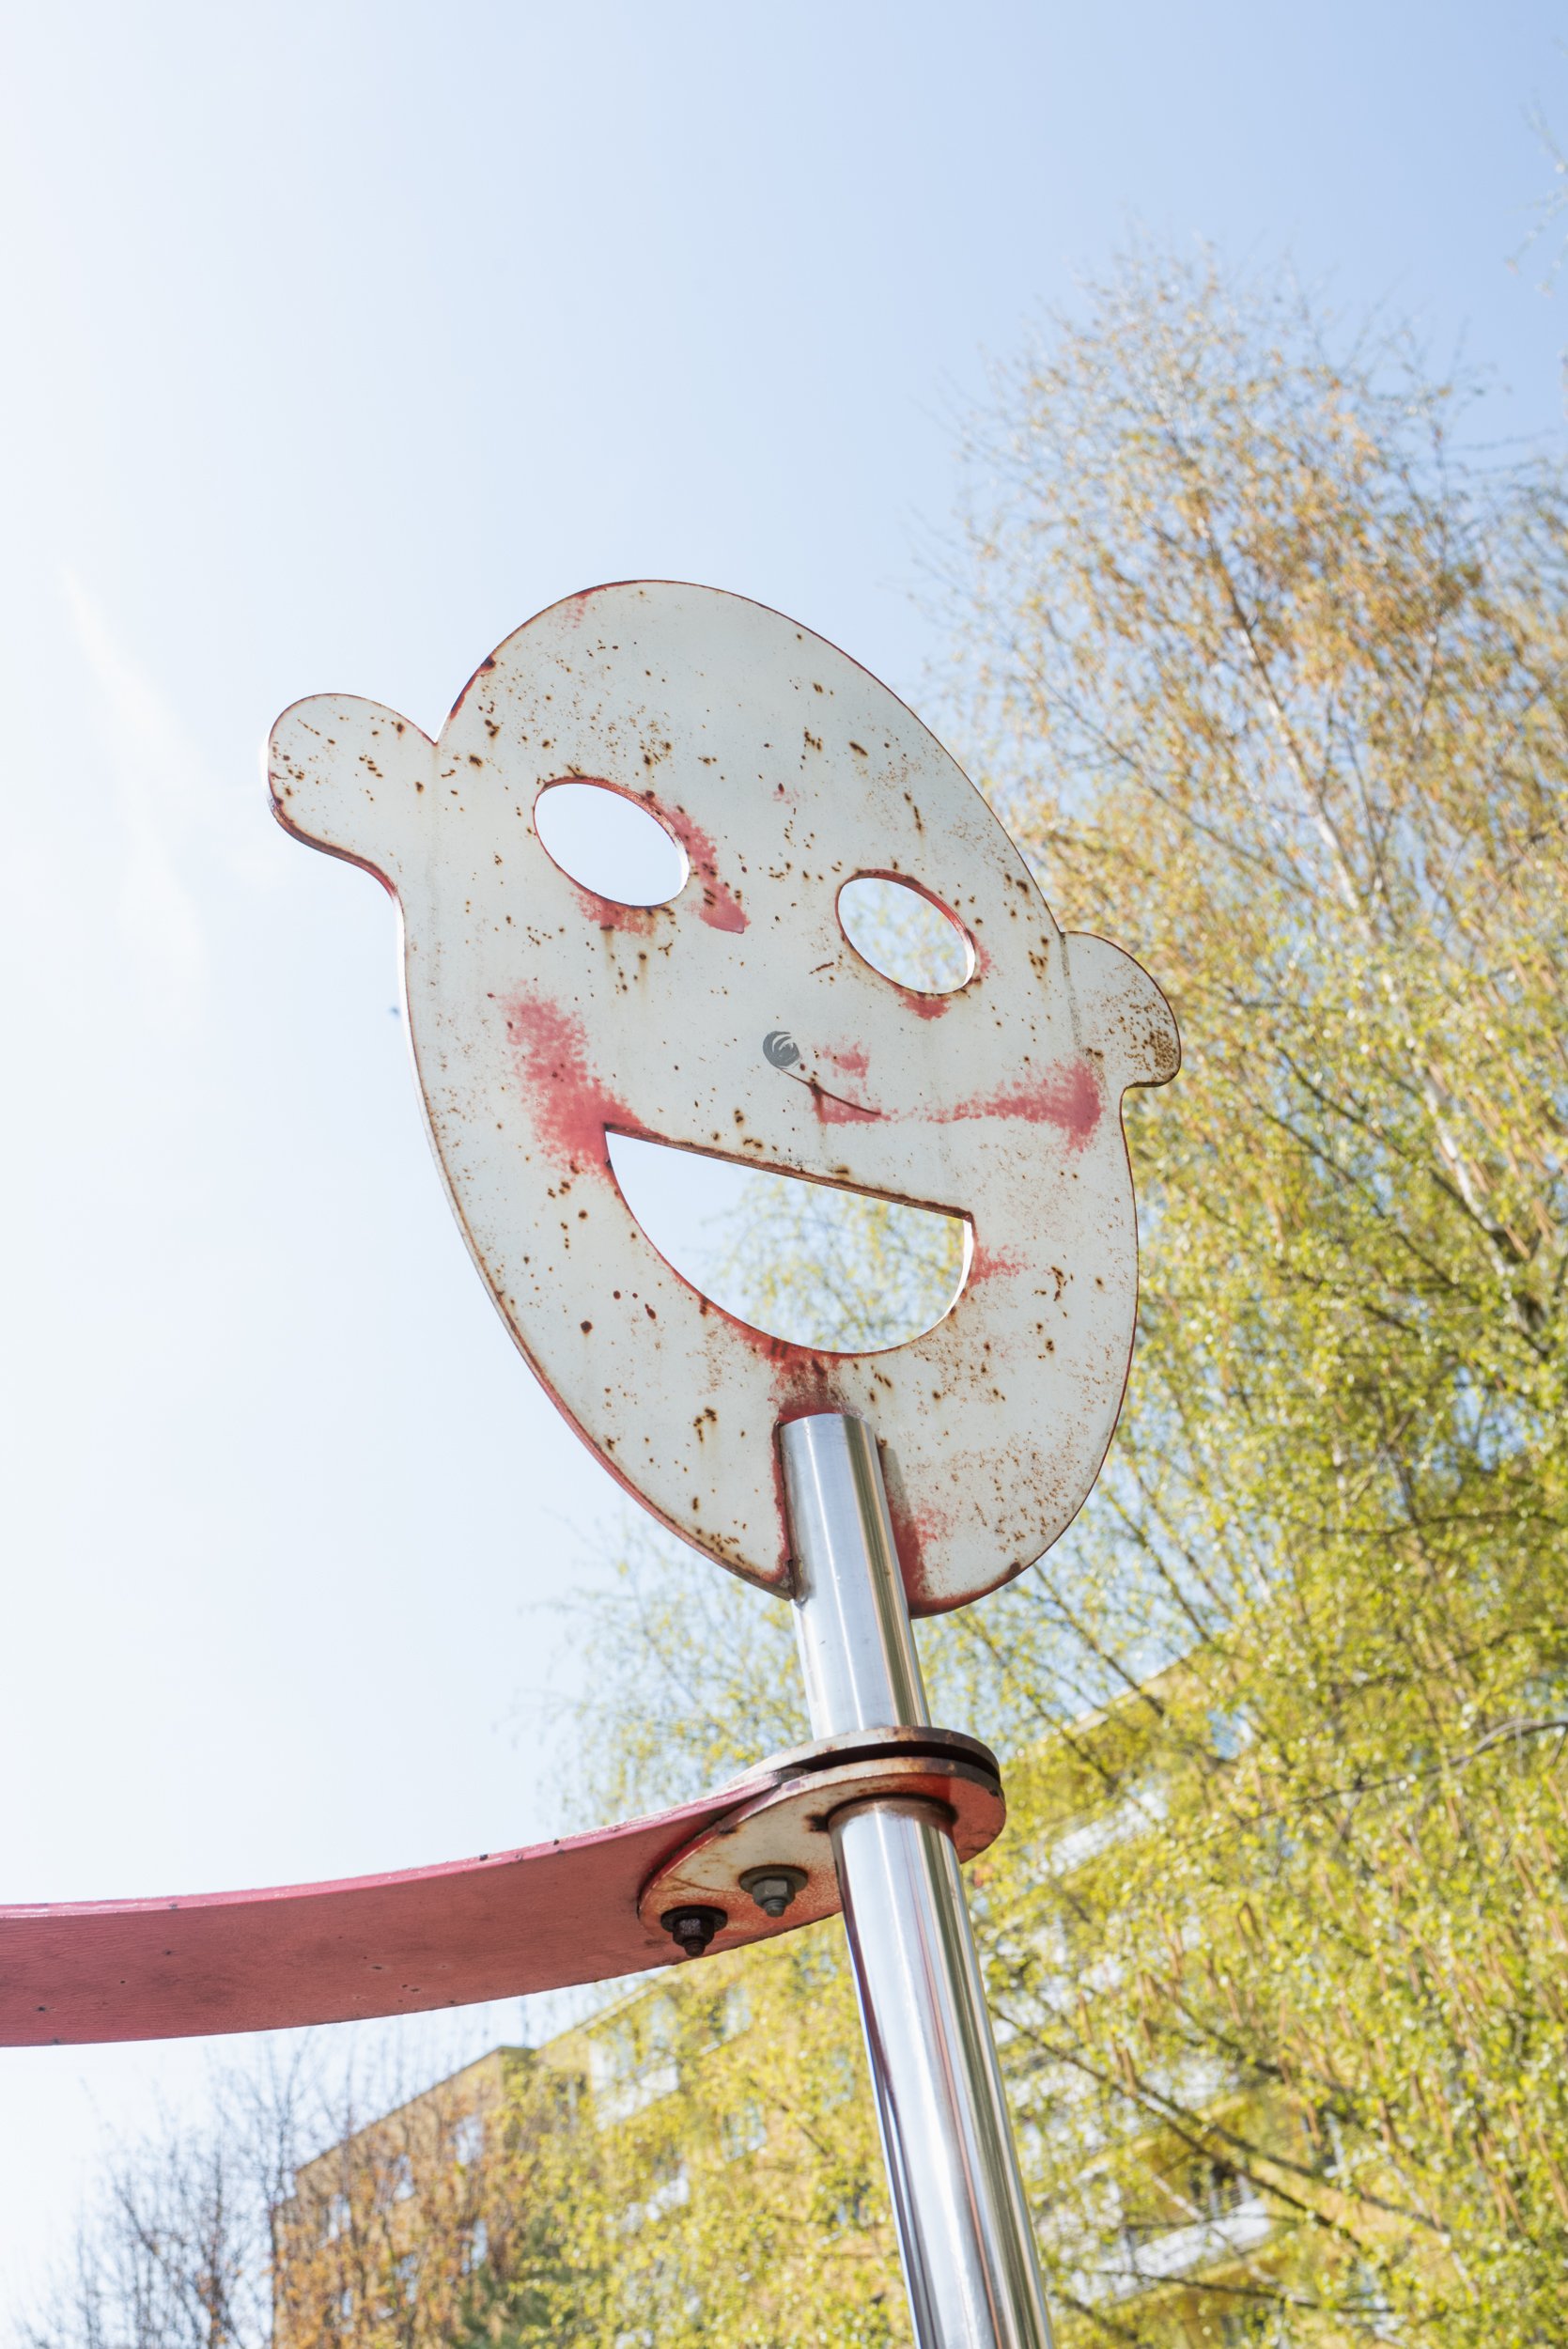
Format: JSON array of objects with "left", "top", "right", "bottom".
[
  {"left": 955, "top": 1057, "right": 1103, "bottom": 1146},
  {"left": 814, "top": 1088, "right": 880, "bottom": 1126},
  {"left": 503, "top": 994, "right": 639, "bottom": 1170},
  {"left": 828, "top": 1045, "right": 869, "bottom": 1078},
  {"left": 968, "top": 1243, "right": 1023, "bottom": 1283}
]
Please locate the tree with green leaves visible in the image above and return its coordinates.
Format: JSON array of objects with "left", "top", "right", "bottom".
[
  {"left": 554, "top": 252, "right": 1568, "bottom": 2344},
  {"left": 945, "top": 250, "right": 1568, "bottom": 2341}
]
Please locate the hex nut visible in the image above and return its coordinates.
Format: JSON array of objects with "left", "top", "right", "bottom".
[
  {"left": 738, "top": 1864, "right": 810, "bottom": 1921},
  {"left": 660, "top": 1905, "right": 727, "bottom": 1959}
]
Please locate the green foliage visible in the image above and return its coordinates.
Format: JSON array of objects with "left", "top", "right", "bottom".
[
  {"left": 552, "top": 254, "right": 1568, "bottom": 2344},
  {"left": 945, "top": 251, "right": 1568, "bottom": 2341},
  {"left": 528, "top": 1939, "right": 901, "bottom": 2348}
]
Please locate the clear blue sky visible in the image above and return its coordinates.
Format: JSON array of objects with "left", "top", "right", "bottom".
[{"left": 0, "top": 0, "right": 1561, "bottom": 2317}]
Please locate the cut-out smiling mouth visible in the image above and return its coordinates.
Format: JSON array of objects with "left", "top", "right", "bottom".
[{"left": 606, "top": 1133, "right": 971, "bottom": 1355}]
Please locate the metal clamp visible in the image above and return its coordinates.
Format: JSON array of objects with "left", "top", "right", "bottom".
[{"left": 638, "top": 1725, "right": 1004, "bottom": 1958}]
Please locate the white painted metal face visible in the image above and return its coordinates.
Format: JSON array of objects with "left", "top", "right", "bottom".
[{"left": 270, "top": 583, "right": 1177, "bottom": 1613}]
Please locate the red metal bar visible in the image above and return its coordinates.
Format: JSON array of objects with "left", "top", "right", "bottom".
[
  {"left": 0, "top": 1788, "right": 745, "bottom": 2047},
  {"left": 0, "top": 1728, "right": 999, "bottom": 2048}
]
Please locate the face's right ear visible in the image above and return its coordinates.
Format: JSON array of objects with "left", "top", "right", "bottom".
[{"left": 268, "top": 695, "right": 434, "bottom": 892}]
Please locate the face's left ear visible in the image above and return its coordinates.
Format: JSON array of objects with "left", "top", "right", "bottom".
[
  {"left": 1060, "top": 930, "right": 1181, "bottom": 1092},
  {"left": 268, "top": 694, "right": 435, "bottom": 893}
]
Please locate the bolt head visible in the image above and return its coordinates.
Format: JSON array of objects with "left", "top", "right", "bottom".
[
  {"left": 660, "top": 1905, "right": 726, "bottom": 1959},
  {"left": 738, "top": 1864, "right": 809, "bottom": 1921}
]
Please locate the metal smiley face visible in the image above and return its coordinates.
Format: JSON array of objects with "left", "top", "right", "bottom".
[{"left": 269, "top": 583, "right": 1178, "bottom": 1615}]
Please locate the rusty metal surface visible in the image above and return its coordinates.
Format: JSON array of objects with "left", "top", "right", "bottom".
[
  {"left": 270, "top": 583, "right": 1178, "bottom": 1613},
  {"left": 638, "top": 1747, "right": 1004, "bottom": 1953},
  {"left": 0, "top": 1731, "right": 990, "bottom": 2047}
]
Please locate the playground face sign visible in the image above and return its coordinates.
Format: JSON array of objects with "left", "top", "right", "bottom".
[
  {"left": 0, "top": 583, "right": 1177, "bottom": 2080},
  {"left": 271, "top": 583, "right": 1177, "bottom": 1614}
]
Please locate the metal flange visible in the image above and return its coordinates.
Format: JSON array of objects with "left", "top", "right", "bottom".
[{"left": 639, "top": 1726, "right": 1005, "bottom": 1959}]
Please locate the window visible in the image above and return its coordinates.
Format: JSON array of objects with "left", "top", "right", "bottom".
[
  {"left": 617, "top": 2156, "right": 691, "bottom": 2234},
  {"left": 321, "top": 2190, "right": 349, "bottom": 2244},
  {"left": 1048, "top": 1781, "right": 1170, "bottom": 1875},
  {"left": 821, "top": 2049, "right": 859, "bottom": 2108},
  {"left": 718, "top": 1983, "right": 752, "bottom": 2041},
  {"left": 1207, "top": 1707, "right": 1252, "bottom": 1761},
  {"left": 386, "top": 2152, "right": 415, "bottom": 2203},
  {"left": 832, "top": 2185, "right": 873, "bottom": 2232},
  {"left": 1190, "top": 2158, "right": 1246, "bottom": 2220},
  {"left": 722, "top": 2100, "right": 768, "bottom": 2160},
  {"left": 1345, "top": 2261, "right": 1396, "bottom": 2339},
  {"left": 451, "top": 2111, "right": 485, "bottom": 2169},
  {"left": 462, "top": 2217, "right": 489, "bottom": 2275},
  {"left": 793, "top": 1939, "right": 839, "bottom": 1988},
  {"left": 588, "top": 2001, "right": 679, "bottom": 2124}
]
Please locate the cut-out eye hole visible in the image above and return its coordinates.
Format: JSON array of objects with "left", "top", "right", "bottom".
[
  {"left": 534, "top": 781, "right": 689, "bottom": 907},
  {"left": 838, "top": 876, "right": 975, "bottom": 995}
]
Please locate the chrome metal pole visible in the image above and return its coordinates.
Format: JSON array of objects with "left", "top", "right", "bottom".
[{"left": 781, "top": 1412, "right": 1054, "bottom": 2349}]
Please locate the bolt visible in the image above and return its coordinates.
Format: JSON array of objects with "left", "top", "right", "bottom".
[
  {"left": 660, "top": 1905, "right": 726, "bottom": 1959},
  {"left": 739, "top": 1864, "right": 809, "bottom": 1921}
]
